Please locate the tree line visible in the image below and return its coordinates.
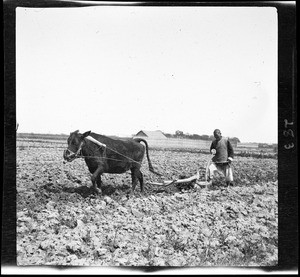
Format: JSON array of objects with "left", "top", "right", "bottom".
[{"left": 163, "top": 130, "right": 241, "bottom": 144}]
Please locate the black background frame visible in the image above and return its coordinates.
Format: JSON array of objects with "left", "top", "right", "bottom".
[{"left": 3, "top": 0, "right": 297, "bottom": 272}]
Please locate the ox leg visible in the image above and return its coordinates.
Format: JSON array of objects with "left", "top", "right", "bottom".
[
  {"left": 130, "top": 168, "right": 138, "bottom": 193},
  {"left": 138, "top": 170, "right": 144, "bottom": 193},
  {"left": 131, "top": 168, "right": 144, "bottom": 193},
  {"left": 96, "top": 175, "right": 102, "bottom": 189},
  {"left": 91, "top": 167, "right": 104, "bottom": 194}
]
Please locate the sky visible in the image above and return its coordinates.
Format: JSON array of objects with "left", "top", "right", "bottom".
[{"left": 16, "top": 6, "right": 278, "bottom": 143}]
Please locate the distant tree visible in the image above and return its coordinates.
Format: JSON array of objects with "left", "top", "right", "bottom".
[
  {"left": 162, "top": 130, "right": 240, "bottom": 143},
  {"left": 175, "top": 130, "right": 184, "bottom": 138},
  {"left": 229, "top": 137, "right": 241, "bottom": 144},
  {"left": 199, "top": 135, "right": 209, "bottom": 140},
  {"left": 191, "top": 134, "right": 201, "bottom": 140}
]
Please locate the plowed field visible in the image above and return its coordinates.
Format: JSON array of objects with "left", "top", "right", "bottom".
[{"left": 17, "top": 140, "right": 278, "bottom": 266}]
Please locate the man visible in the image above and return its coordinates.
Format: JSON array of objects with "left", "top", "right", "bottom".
[{"left": 208, "top": 129, "right": 234, "bottom": 186}]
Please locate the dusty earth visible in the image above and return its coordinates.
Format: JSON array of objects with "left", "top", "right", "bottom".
[{"left": 17, "top": 142, "right": 278, "bottom": 267}]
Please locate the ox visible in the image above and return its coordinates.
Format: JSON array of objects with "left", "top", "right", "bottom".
[{"left": 63, "top": 130, "right": 161, "bottom": 194}]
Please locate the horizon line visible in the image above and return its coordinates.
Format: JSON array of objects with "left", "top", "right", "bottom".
[{"left": 16, "top": 131, "right": 278, "bottom": 145}]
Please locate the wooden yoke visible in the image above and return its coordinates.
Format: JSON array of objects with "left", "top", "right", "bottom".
[{"left": 86, "top": 135, "right": 107, "bottom": 148}]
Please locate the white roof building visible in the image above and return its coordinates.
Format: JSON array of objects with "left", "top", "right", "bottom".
[{"left": 134, "top": 130, "right": 167, "bottom": 140}]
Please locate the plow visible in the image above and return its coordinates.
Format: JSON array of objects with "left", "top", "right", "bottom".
[{"left": 148, "top": 154, "right": 213, "bottom": 189}]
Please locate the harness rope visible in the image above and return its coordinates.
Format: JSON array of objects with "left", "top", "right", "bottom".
[
  {"left": 67, "top": 135, "right": 172, "bottom": 182},
  {"left": 66, "top": 136, "right": 144, "bottom": 166}
]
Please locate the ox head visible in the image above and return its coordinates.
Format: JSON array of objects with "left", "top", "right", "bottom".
[{"left": 63, "top": 130, "right": 91, "bottom": 162}]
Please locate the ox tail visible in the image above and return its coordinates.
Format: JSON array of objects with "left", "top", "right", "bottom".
[{"left": 133, "top": 138, "right": 162, "bottom": 176}]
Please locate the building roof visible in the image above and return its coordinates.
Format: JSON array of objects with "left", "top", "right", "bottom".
[{"left": 134, "top": 130, "right": 167, "bottom": 139}]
